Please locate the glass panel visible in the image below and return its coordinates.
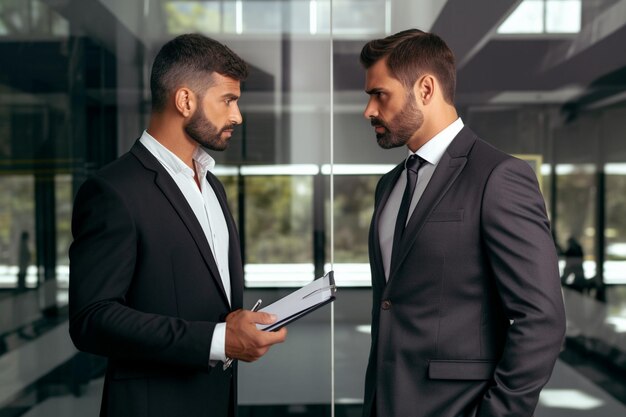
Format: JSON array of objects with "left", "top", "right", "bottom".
[
  {"left": 230, "top": 0, "right": 333, "bottom": 413},
  {"left": 605, "top": 163, "right": 626, "bottom": 285},
  {"left": 498, "top": 0, "right": 545, "bottom": 34},
  {"left": 244, "top": 174, "right": 315, "bottom": 287},
  {"left": 317, "top": 0, "right": 387, "bottom": 36},
  {"left": 0, "top": 0, "right": 29, "bottom": 34},
  {"left": 242, "top": 1, "right": 282, "bottom": 33},
  {"left": 164, "top": 1, "right": 223, "bottom": 34},
  {"left": 541, "top": 163, "right": 553, "bottom": 220},
  {"left": 326, "top": 172, "right": 379, "bottom": 287},
  {"left": 0, "top": 0, "right": 68, "bottom": 36},
  {"left": 0, "top": 175, "right": 36, "bottom": 289},
  {"left": 55, "top": 174, "right": 72, "bottom": 304},
  {"left": 329, "top": 175, "right": 374, "bottom": 264},
  {"left": 3, "top": 0, "right": 626, "bottom": 416},
  {"left": 0, "top": 0, "right": 333, "bottom": 413},
  {"left": 555, "top": 164, "right": 597, "bottom": 286},
  {"left": 546, "top": 0, "right": 582, "bottom": 33}
]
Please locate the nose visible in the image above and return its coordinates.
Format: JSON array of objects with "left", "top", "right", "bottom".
[
  {"left": 231, "top": 104, "right": 243, "bottom": 125},
  {"left": 363, "top": 98, "right": 378, "bottom": 119}
]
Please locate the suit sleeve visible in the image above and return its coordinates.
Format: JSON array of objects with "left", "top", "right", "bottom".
[
  {"left": 68, "top": 176, "right": 216, "bottom": 370},
  {"left": 478, "top": 158, "right": 566, "bottom": 417}
]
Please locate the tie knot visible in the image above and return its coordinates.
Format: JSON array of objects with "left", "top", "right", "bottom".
[{"left": 406, "top": 154, "right": 425, "bottom": 174}]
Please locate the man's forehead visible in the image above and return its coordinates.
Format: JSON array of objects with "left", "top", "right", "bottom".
[
  {"left": 365, "top": 59, "right": 400, "bottom": 89},
  {"left": 365, "top": 59, "right": 389, "bottom": 78},
  {"left": 208, "top": 73, "right": 241, "bottom": 92},
  {"left": 211, "top": 72, "right": 241, "bottom": 86}
]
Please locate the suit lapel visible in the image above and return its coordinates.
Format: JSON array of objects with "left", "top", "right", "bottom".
[
  {"left": 389, "top": 127, "right": 477, "bottom": 279},
  {"left": 206, "top": 172, "right": 244, "bottom": 310},
  {"left": 371, "top": 163, "right": 404, "bottom": 286},
  {"left": 130, "top": 141, "right": 231, "bottom": 307}
]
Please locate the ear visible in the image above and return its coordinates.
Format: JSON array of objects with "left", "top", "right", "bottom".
[
  {"left": 414, "top": 75, "right": 435, "bottom": 104},
  {"left": 174, "top": 87, "right": 196, "bottom": 118}
]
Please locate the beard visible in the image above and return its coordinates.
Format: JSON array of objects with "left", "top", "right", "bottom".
[
  {"left": 184, "top": 107, "right": 234, "bottom": 151},
  {"left": 370, "top": 91, "right": 423, "bottom": 149}
]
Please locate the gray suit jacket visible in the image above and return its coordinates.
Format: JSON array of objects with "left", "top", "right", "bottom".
[
  {"left": 69, "top": 141, "right": 243, "bottom": 417},
  {"left": 363, "top": 127, "right": 566, "bottom": 417}
]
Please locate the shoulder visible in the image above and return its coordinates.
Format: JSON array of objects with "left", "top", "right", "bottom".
[
  {"left": 468, "top": 136, "right": 513, "bottom": 168},
  {"left": 84, "top": 145, "right": 156, "bottom": 193},
  {"left": 463, "top": 133, "right": 535, "bottom": 181},
  {"left": 75, "top": 151, "right": 151, "bottom": 210},
  {"left": 96, "top": 150, "right": 144, "bottom": 182}
]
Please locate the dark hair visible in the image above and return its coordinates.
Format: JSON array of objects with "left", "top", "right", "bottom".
[
  {"left": 360, "top": 29, "right": 456, "bottom": 104},
  {"left": 150, "top": 33, "right": 249, "bottom": 112}
]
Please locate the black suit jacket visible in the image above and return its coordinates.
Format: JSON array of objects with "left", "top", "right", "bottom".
[
  {"left": 69, "top": 141, "right": 244, "bottom": 417},
  {"left": 363, "top": 127, "right": 566, "bottom": 417}
]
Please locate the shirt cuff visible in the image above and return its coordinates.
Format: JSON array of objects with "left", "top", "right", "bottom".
[{"left": 209, "top": 322, "right": 227, "bottom": 367}]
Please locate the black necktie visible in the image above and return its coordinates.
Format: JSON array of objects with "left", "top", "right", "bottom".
[{"left": 392, "top": 155, "right": 426, "bottom": 255}]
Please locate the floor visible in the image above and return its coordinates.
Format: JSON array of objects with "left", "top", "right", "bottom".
[
  {"left": 0, "top": 286, "right": 625, "bottom": 416},
  {"left": 14, "top": 359, "right": 626, "bottom": 417}
]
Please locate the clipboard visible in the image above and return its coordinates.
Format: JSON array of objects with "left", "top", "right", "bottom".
[{"left": 257, "top": 271, "right": 337, "bottom": 332}]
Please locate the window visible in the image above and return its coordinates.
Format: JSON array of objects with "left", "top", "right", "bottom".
[
  {"left": 605, "top": 163, "right": 626, "bottom": 284},
  {"left": 498, "top": 0, "right": 581, "bottom": 34},
  {"left": 555, "top": 163, "right": 596, "bottom": 281},
  {"left": 0, "top": 175, "right": 36, "bottom": 289}
]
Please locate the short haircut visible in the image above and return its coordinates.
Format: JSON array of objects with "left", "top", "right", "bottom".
[
  {"left": 360, "top": 29, "right": 456, "bottom": 104},
  {"left": 150, "top": 33, "right": 249, "bottom": 112}
]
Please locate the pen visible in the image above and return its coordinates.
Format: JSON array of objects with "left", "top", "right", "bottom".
[
  {"left": 250, "top": 299, "right": 263, "bottom": 312},
  {"left": 223, "top": 299, "right": 263, "bottom": 370}
]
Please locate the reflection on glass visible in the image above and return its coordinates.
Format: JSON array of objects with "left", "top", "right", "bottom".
[
  {"left": 498, "top": 0, "right": 581, "bottom": 34},
  {"left": 498, "top": 0, "right": 545, "bottom": 34},
  {"left": 165, "top": 1, "right": 224, "bottom": 34},
  {"left": 324, "top": 174, "right": 378, "bottom": 288},
  {"left": 244, "top": 175, "right": 314, "bottom": 286},
  {"left": 0, "top": 175, "right": 36, "bottom": 288},
  {"left": 316, "top": 0, "right": 387, "bottom": 35},
  {"left": 162, "top": 0, "right": 391, "bottom": 36},
  {"left": 0, "top": 0, "right": 69, "bottom": 36},
  {"left": 555, "top": 163, "right": 596, "bottom": 280},
  {"left": 55, "top": 174, "right": 72, "bottom": 303},
  {"left": 605, "top": 163, "right": 626, "bottom": 284},
  {"left": 541, "top": 163, "right": 552, "bottom": 220},
  {"left": 546, "top": 0, "right": 581, "bottom": 33},
  {"left": 329, "top": 175, "right": 376, "bottom": 261},
  {"left": 242, "top": 1, "right": 281, "bottom": 33},
  {"left": 606, "top": 286, "right": 626, "bottom": 333}
]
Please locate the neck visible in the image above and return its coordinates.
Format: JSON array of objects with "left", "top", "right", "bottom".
[
  {"left": 147, "top": 113, "right": 197, "bottom": 169},
  {"left": 407, "top": 104, "right": 458, "bottom": 152}
]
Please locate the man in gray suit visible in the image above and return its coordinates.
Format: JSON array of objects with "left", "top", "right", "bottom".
[{"left": 360, "top": 29, "right": 566, "bottom": 417}]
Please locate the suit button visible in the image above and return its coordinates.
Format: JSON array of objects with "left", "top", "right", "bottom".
[{"left": 381, "top": 300, "right": 391, "bottom": 310}]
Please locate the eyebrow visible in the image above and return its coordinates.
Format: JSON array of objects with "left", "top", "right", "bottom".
[
  {"left": 221, "top": 93, "right": 240, "bottom": 100},
  {"left": 365, "top": 88, "right": 385, "bottom": 95}
]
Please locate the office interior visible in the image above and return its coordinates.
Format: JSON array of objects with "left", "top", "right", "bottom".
[{"left": 1, "top": 0, "right": 626, "bottom": 415}]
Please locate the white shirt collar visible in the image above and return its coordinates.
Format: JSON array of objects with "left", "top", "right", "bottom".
[
  {"left": 139, "top": 130, "right": 216, "bottom": 178},
  {"left": 408, "top": 117, "right": 464, "bottom": 166}
]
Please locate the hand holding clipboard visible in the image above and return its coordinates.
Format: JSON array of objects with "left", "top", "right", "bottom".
[{"left": 257, "top": 271, "right": 337, "bottom": 332}]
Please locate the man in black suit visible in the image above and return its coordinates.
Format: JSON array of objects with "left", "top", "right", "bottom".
[
  {"left": 69, "top": 34, "right": 287, "bottom": 417},
  {"left": 360, "top": 29, "right": 566, "bottom": 417}
]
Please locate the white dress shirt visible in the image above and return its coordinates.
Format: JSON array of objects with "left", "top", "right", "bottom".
[
  {"left": 140, "top": 131, "right": 230, "bottom": 362},
  {"left": 379, "top": 118, "right": 464, "bottom": 280}
]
